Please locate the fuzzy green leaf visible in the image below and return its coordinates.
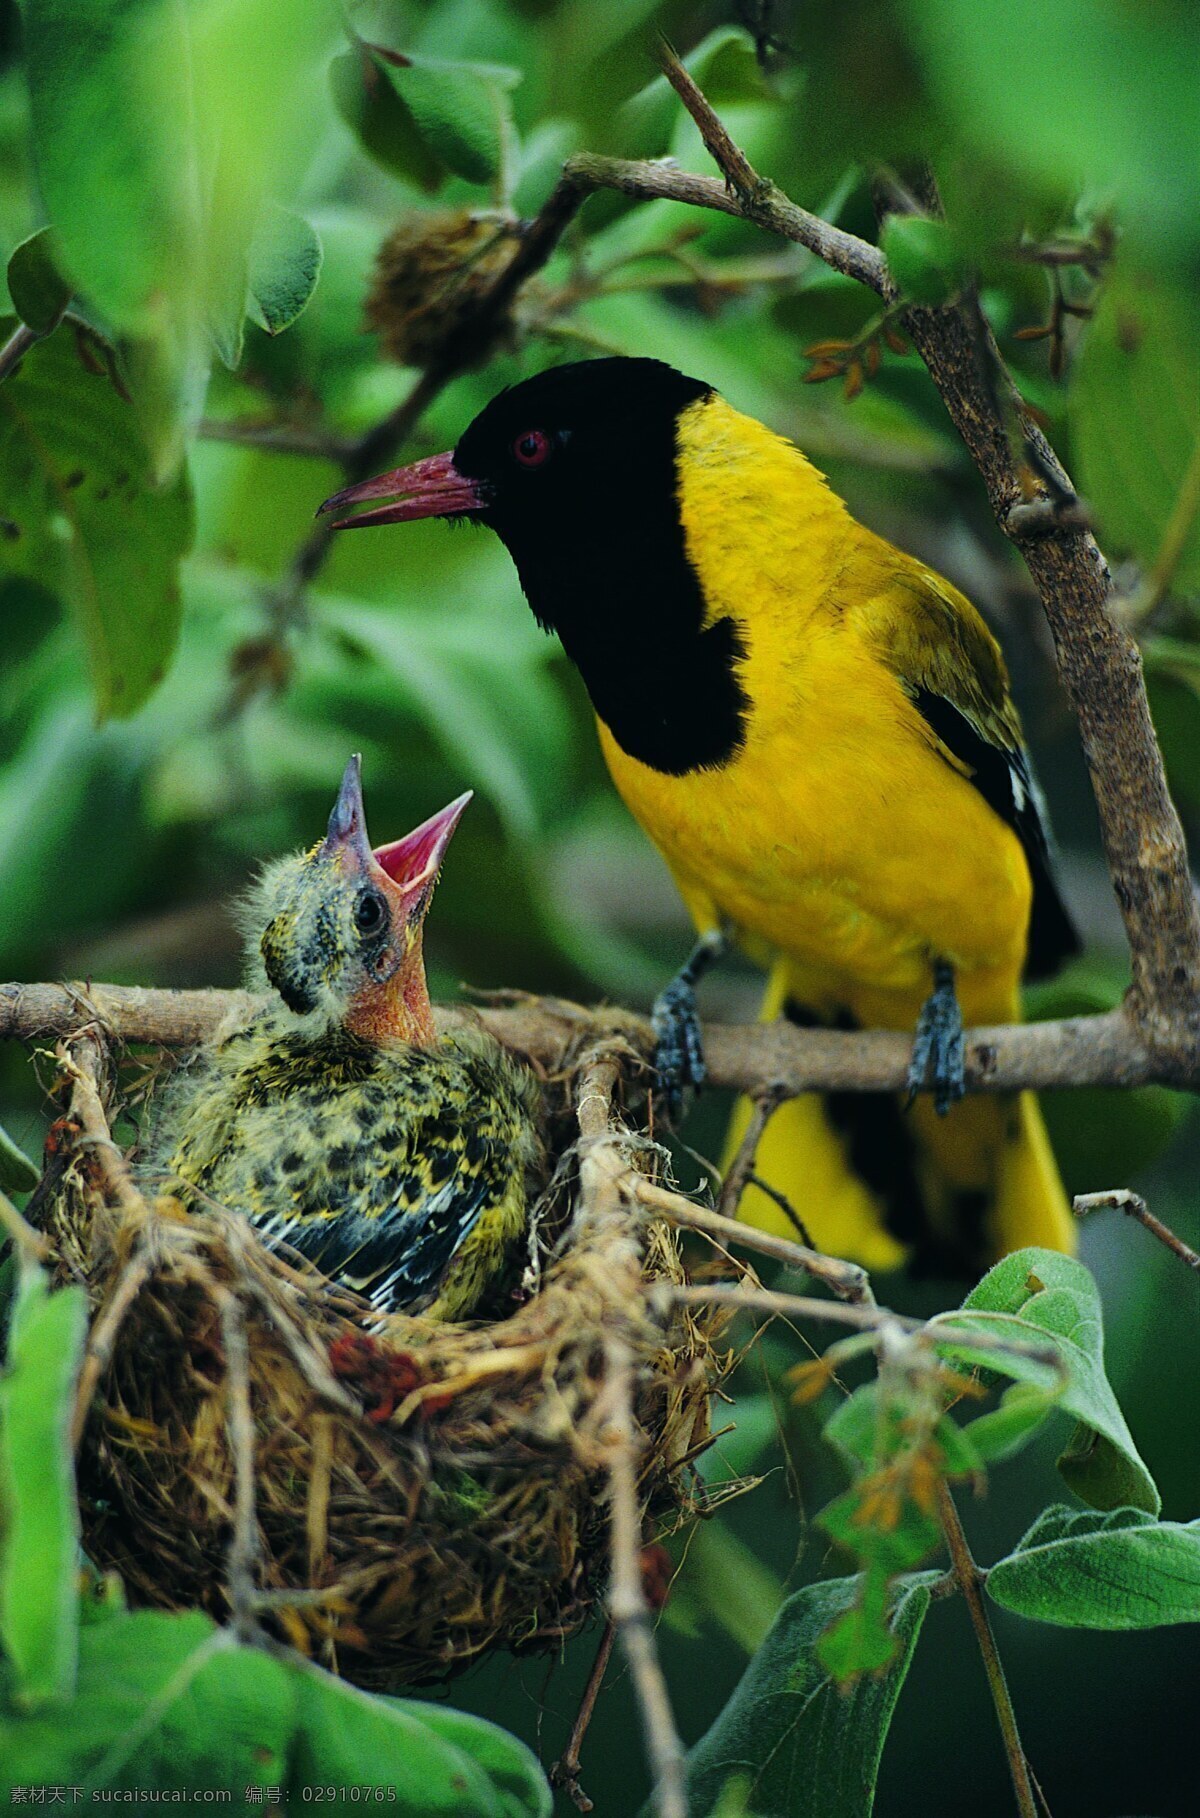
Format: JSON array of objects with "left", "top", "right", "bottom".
[
  {"left": 0, "top": 1613, "right": 295, "bottom": 1793},
  {"left": 0, "top": 319, "right": 194, "bottom": 718},
  {"left": 681, "top": 1573, "right": 937, "bottom": 1818},
  {"left": 247, "top": 207, "right": 323, "bottom": 339},
  {"left": 289, "top": 1663, "right": 548, "bottom": 1815},
  {"left": 933, "top": 1248, "right": 1159, "bottom": 1515},
  {"left": 393, "top": 1703, "right": 553, "bottom": 1818},
  {"left": 987, "top": 1504, "right": 1200, "bottom": 1629},
  {"left": 332, "top": 44, "right": 518, "bottom": 189},
  {"left": 329, "top": 48, "right": 444, "bottom": 191},
  {"left": 22, "top": 0, "right": 201, "bottom": 337},
  {"left": 22, "top": 0, "right": 335, "bottom": 465},
  {"left": 0, "top": 1267, "right": 88, "bottom": 1710},
  {"left": 361, "top": 47, "right": 519, "bottom": 187}
]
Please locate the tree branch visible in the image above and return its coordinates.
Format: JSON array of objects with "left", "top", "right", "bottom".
[{"left": 2, "top": 982, "right": 1191, "bottom": 1094}]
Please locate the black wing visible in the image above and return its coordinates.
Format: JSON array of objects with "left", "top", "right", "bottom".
[
  {"left": 913, "top": 688, "right": 1080, "bottom": 981},
  {"left": 289, "top": 1169, "right": 493, "bottom": 1315}
]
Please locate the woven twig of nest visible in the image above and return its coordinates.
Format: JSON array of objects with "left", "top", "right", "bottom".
[{"left": 42, "top": 1025, "right": 733, "bottom": 1689}]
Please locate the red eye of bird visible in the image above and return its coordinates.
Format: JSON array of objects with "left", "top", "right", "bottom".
[{"left": 512, "top": 428, "right": 552, "bottom": 468}]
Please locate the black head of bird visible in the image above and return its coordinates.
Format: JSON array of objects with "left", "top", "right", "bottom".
[
  {"left": 253, "top": 754, "right": 471, "bottom": 1045},
  {"left": 319, "top": 357, "right": 713, "bottom": 630},
  {"left": 318, "top": 358, "right": 751, "bottom": 772}
]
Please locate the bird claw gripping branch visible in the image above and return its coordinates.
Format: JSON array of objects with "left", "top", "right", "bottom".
[
  {"left": 651, "top": 930, "right": 729, "bottom": 1122},
  {"left": 907, "top": 959, "right": 967, "bottom": 1117}
]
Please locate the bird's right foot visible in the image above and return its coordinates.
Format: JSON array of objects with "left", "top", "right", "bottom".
[
  {"left": 651, "top": 930, "right": 728, "bottom": 1122},
  {"left": 906, "top": 958, "right": 965, "bottom": 1116}
]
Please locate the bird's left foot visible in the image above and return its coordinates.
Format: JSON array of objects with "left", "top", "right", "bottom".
[
  {"left": 907, "top": 959, "right": 965, "bottom": 1116},
  {"left": 652, "top": 931, "right": 728, "bottom": 1121}
]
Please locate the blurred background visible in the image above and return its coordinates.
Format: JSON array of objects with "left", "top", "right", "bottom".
[{"left": 1, "top": 1, "right": 1197, "bottom": 1811}]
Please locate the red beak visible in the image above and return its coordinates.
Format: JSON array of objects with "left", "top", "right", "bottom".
[
  {"left": 318, "top": 451, "right": 488, "bottom": 530},
  {"left": 374, "top": 792, "right": 473, "bottom": 894},
  {"left": 321, "top": 757, "right": 471, "bottom": 900}
]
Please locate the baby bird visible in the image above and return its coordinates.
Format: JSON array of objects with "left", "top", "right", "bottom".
[{"left": 151, "top": 755, "right": 541, "bottom": 1321}]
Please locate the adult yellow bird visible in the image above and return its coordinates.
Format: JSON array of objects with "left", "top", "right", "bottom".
[
  {"left": 150, "top": 755, "right": 541, "bottom": 1319},
  {"left": 321, "top": 358, "right": 1079, "bottom": 1274}
]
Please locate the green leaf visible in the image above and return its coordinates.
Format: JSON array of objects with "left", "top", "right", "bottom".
[
  {"left": 330, "top": 48, "right": 444, "bottom": 191},
  {"left": 0, "top": 1612, "right": 296, "bottom": 1793},
  {"left": 0, "top": 319, "right": 194, "bottom": 718},
  {"left": 881, "top": 215, "right": 968, "bottom": 305},
  {"left": 1072, "top": 273, "right": 1200, "bottom": 589},
  {"left": 394, "top": 1703, "right": 553, "bottom": 1818},
  {"left": 375, "top": 50, "right": 518, "bottom": 187},
  {"left": 0, "top": 1267, "right": 88, "bottom": 1709},
  {"left": 0, "top": 1123, "right": 39, "bottom": 1193},
  {"left": 22, "top": 0, "right": 335, "bottom": 466},
  {"left": 934, "top": 1248, "right": 1160, "bottom": 1516},
  {"left": 6, "top": 229, "right": 72, "bottom": 334},
  {"left": 22, "top": 0, "right": 201, "bottom": 338},
  {"left": 247, "top": 206, "right": 323, "bottom": 339},
  {"left": 334, "top": 44, "right": 518, "bottom": 189},
  {"left": 682, "top": 1573, "right": 937, "bottom": 1818},
  {"left": 287, "top": 1662, "right": 537, "bottom": 1814},
  {"left": 987, "top": 1504, "right": 1200, "bottom": 1630}
]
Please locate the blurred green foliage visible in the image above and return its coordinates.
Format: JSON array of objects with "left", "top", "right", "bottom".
[{"left": 2, "top": 0, "right": 1199, "bottom": 1813}]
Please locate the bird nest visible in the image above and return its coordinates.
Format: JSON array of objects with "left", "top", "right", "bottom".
[{"left": 40, "top": 1017, "right": 735, "bottom": 1689}]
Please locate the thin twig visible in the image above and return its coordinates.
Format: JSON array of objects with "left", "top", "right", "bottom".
[
  {"left": 214, "top": 1284, "right": 261, "bottom": 1642},
  {"left": 266, "top": 362, "right": 452, "bottom": 631},
  {"left": 0, "top": 321, "right": 39, "bottom": 383},
  {"left": 549, "top": 1620, "right": 617, "bottom": 1814},
  {"left": 661, "top": 1283, "right": 1065, "bottom": 1375},
  {"left": 58, "top": 1034, "right": 146, "bottom": 1222},
  {"left": 604, "top": 1337, "right": 687, "bottom": 1818},
  {"left": 629, "top": 1174, "right": 872, "bottom": 1305},
  {"left": 745, "top": 1172, "right": 818, "bottom": 1250},
  {"left": 659, "top": 40, "right": 762, "bottom": 201},
  {"left": 716, "top": 1092, "right": 780, "bottom": 1220},
  {"left": 662, "top": 1280, "right": 917, "bottom": 1334},
  {"left": 71, "top": 1248, "right": 156, "bottom": 1448},
  {"left": 1074, "top": 1189, "right": 1200, "bottom": 1272},
  {"left": 938, "top": 1481, "right": 1037, "bottom": 1818}
]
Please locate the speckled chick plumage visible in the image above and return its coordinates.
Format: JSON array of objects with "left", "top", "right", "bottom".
[{"left": 150, "top": 758, "right": 541, "bottom": 1321}]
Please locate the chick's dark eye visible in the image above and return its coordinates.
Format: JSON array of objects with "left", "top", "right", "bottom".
[
  {"left": 354, "top": 890, "right": 387, "bottom": 938},
  {"left": 512, "top": 428, "right": 552, "bottom": 469}
]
